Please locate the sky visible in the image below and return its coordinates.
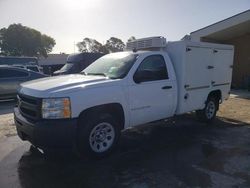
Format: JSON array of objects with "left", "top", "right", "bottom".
[{"left": 0, "top": 0, "right": 249, "bottom": 54}]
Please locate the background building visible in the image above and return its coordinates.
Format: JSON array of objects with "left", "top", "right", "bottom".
[{"left": 190, "top": 10, "right": 250, "bottom": 89}]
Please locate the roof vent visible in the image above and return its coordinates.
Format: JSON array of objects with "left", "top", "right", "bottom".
[{"left": 126, "top": 36, "right": 167, "bottom": 51}]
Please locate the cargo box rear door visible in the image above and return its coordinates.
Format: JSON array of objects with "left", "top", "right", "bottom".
[
  {"left": 185, "top": 46, "right": 212, "bottom": 90},
  {"left": 212, "top": 49, "right": 233, "bottom": 87},
  {"left": 183, "top": 46, "right": 212, "bottom": 112}
]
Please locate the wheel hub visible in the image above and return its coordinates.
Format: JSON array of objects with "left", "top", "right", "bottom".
[
  {"left": 89, "top": 122, "right": 115, "bottom": 153},
  {"left": 95, "top": 131, "right": 106, "bottom": 142},
  {"left": 206, "top": 101, "right": 215, "bottom": 119}
]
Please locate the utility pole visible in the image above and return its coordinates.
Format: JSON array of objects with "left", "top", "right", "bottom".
[{"left": 74, "top": 41, "right": 75, "bottom": 53}]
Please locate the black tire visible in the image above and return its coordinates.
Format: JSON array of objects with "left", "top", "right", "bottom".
[
  {"left": 196, "top": 97, "right": 218, "bottom": 123},
  {"left": 77, "top": 113, "right": 121, "bottom": 159}
]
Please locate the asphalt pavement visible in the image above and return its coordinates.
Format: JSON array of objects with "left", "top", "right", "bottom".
[{"left": 0, "top": 114, "right": 250, "bottom": 188}]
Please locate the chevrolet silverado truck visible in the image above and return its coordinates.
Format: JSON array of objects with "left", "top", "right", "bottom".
[{"left": 14, "top": 37, "right": 234, "bottom": 158}]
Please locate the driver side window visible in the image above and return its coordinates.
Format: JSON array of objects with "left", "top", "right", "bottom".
[{"left": 133, "top": 55, "right": 168, "bottom": 83}]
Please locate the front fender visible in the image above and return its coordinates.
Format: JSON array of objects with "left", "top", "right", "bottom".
[{"left": 69, "top": 85, "right": 130, "bottom": 128}]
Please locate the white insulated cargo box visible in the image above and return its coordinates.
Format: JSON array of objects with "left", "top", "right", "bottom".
[{"left": 166, "top": 41, "right": 234, "bottom": 114}]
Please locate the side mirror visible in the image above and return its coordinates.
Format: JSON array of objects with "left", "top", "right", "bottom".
[{"left": 133, "top": 73, "right": 142, "bottom": 83}]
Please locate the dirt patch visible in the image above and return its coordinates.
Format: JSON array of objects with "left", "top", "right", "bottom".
[
  {"left": 0, "top": 101, "right": 16, "bottom": 139},
  {"left": 217, "top": 97, "right": 250, "bottom": 124},
  {"left": 0, "top": 113, "right": 16, "bottom": 139}
]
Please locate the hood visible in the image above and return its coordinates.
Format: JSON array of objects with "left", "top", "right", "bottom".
[{"left": 19, "top": 74, "right": 114, "bottom": 98}]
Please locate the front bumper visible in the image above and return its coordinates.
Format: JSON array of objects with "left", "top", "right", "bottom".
[{"left": 14, "top": 107, "right": 78, "bottom": 150}]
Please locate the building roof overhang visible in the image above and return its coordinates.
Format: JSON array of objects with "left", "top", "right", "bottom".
[{"left": 190, "top": 10, "right": 250, "bottom": 41}]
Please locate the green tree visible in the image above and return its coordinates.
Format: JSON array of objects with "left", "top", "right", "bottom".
[
  {"left": 127, "top": 36, "right": 136, "bottom": 42},
  {"left": 104, "top": 37, "right": 125, "bottom": 53},
  {"left": 77, "top": 38, "right": 108, "bottom": 53},
  {"left": 0, "top": 24, "right": 55, "bottom": 57},
  {"left": 77, "top": 37, "right": 126, "bottom": 53}
]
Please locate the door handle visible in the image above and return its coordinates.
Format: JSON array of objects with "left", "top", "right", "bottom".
[
  {"left": 207, "top": 65, "right": 214, "bottom": 69},
  {"left": 162, "top": 86, "right": 172, "bottom": 90}
]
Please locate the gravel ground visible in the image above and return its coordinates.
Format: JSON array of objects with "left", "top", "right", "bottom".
[
  {"left": 0, "top": 100, "right": 16, "bottom": 139},
  {"left": 217, "top": 96, "right": 250, "bottom": 124}
]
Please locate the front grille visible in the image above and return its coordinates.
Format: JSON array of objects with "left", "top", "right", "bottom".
[{"left": 17, "top": 94, "right": 41, "bottom": 122}]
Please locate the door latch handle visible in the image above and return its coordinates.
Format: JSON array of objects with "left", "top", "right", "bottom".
[
  {"left": 211, "top": 81, "right": 216, "bottom": 85},
  {"left": 207, "top": 65, "right": 214, "bottom": 69},
  {"left": 162, "top": 86, "right": 172, "bottom": 89}
]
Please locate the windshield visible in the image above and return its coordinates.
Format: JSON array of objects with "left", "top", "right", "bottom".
[
  {"left": 60, "top": 63, "right": 74, "bottom": 72},
  {"left": 83, "top": 52, "right": 138, "bottom": 79}
]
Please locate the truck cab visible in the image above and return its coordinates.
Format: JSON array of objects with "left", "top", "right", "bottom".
[{"left": 125, "top": 51, "right": 177, "bottom": 126}]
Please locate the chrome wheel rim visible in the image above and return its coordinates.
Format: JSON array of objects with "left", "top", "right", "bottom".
[
  {"left": 89, "top": 122, "right": 115, "bottom": 153},
  {"left": 206, "top": 101, "right": 216, "bottom": 119}
]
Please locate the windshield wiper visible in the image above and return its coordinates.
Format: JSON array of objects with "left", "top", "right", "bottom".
[
  {"left": 86, "top": 73, "right": 107, "bottom": 77},
  {"left": 81, "top": 71, "right": 87, "bottom": 75}
]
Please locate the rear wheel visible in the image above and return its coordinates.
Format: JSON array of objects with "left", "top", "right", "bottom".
[
  {"left": 77, "top": 113, "right": 121, "bottom": 159},
  {"left": 196, "top": 97, "right": 218, "bottom": 123}
]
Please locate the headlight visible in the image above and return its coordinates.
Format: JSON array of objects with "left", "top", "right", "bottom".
[{"left": 42, "top": 98, "right": 71, "bottom": 119}]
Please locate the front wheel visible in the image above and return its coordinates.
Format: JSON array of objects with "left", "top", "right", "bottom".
[
  {"left": 196, "top": 97, "right": 218, "bottom": 123},
  {"left": 77, "top": 113, "right": 121, "bottom": 159}
]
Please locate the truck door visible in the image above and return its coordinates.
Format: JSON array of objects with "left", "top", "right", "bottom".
[{"left": 129, "top": 54, "right": 175, "bottom": 126}]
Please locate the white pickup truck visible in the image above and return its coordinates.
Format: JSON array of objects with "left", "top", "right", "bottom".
[{"left": 14, "top": 37, "right": 234, "bottom": 158}]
